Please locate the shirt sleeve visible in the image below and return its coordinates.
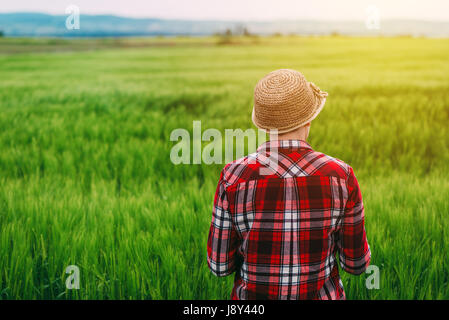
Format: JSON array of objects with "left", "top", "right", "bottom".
[
  {"left": 337, "top": 167, "right": 371, "bottom": 275},
  {"left": 207, "top": 168, "right": 239, "bottom": 277}
]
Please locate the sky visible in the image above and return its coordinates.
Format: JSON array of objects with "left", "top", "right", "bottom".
[{"left": 1, "top": 0, "right": 449, "bottom": 21}]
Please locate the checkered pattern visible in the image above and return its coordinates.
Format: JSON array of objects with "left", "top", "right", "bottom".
[{"left": 207, "top": 140, "right": 370, "bottom": 300}]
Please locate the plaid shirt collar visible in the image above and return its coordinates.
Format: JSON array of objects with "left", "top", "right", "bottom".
[
  {"left": 253, "top": 140, "right": 314, "bottom": 178},
  {"left": 257, "top": 139, "right": 313, "bottom": 153}
]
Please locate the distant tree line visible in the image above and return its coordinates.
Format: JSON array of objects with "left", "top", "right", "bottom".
[
  {"left": 214, "top": 26, "right": 288, "bottom": 41},
  {"left": 214, "top": 24, "right": 253, "bottom": 37},
  {"left": 214, "top": 24, "right": 259, "bottom": 44}
]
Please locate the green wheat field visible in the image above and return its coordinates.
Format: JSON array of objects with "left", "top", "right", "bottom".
[{"left": 0, "top": 36, "right": 448, "bottom": 299}]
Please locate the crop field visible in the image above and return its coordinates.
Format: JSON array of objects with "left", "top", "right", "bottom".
[{"left": 0, "top": 36, "right": 448, "bottom": 299}]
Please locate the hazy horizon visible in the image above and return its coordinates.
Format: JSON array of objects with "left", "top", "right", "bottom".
[
  {"left": 1, "top": 0, "right": 449, "bottom": 22},
  {"left": 2, "top": 11, "right": 449, "bottom": 23}
]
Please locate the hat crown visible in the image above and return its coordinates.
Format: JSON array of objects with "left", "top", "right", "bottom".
[
  {"left": 252, "top": 69, "right": 328, "bottom": 133},
  {"left": 254, "top": 69, "right": 315, "bottom": 109}
]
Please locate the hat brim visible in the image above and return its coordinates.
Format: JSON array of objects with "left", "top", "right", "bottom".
[{"left": 252, "top": 96, "right": 327, "bottom": 134}]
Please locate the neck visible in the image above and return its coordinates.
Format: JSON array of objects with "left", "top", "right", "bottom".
[{"left": 270, "top": 126, "right": 309, "bottom": 142}]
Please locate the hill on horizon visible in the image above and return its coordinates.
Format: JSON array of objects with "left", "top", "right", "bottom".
[{"left": 0, "top": 12, "right": 449, "bottom": 37}]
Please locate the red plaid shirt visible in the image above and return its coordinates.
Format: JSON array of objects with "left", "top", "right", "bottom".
[{"left": 207, "top": 140, "right": 370, "bottom": 300}]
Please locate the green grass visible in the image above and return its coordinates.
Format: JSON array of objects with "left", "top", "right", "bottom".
[{"left": 0, "top": 36, "right": 448, "bottom": 299}]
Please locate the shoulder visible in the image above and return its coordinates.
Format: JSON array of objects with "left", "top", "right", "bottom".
[
  {"left": 220, "top": 154, "right": 261, "bottom": 187},
  {"left": 307, "top": 150, "right": 352, "bottom": 180}
]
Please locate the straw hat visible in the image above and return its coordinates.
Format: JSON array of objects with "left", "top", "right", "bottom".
[{"left": 252, "top": 69, "right": 328, "bottom": 134}]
